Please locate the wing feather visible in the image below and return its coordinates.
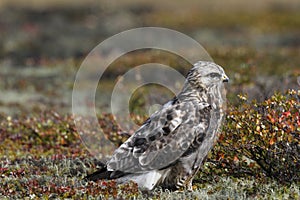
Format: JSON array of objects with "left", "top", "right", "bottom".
[{"left": 107, "top": 99, "right": 211, "bottom": 173}]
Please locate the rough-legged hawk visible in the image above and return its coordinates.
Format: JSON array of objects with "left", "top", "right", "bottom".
[{"left": 85, "top": 61, "right": 229, "bottom": 190}]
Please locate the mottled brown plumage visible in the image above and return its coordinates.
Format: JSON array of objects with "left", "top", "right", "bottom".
[{"left": 85, "top": 61, "right": 228, "bottom": 190}]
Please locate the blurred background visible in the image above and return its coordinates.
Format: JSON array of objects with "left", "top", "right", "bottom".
[{"left": 0, "top": 0, "right": 299, "bottom": 116}]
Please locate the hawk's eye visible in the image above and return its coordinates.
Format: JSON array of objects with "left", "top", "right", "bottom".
[{"left": 208, "top": 73, "right": 221, "bottom": 78}]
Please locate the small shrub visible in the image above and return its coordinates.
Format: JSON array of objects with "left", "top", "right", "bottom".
[{"left": 207, "top": 90, "right": 299, "bottom": 183}]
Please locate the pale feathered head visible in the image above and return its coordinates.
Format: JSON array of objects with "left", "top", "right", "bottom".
[{"left": 186, "top": 61, "right": 229, "bottom": 90}]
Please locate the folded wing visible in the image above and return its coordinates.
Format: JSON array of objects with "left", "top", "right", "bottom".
[{"left": 107, "top": 100, "right": 211, "bottom": 173}]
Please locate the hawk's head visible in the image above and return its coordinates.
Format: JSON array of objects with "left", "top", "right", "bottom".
[{"left": 186, "top": 61, "right": 229, "bottom": 89}]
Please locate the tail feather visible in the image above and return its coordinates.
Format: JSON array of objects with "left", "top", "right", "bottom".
[
  {"left": 84, "top": 164, "right": 128, "bottom": 181},
  {"left": 84, "top": 163, "right": 170, "bottom": 190},
  {"left": 116, "top": 169, "right": 170, "bottom": 190},
  {"left": 84, "top": 166, "right": 112, "bottom": 181}
]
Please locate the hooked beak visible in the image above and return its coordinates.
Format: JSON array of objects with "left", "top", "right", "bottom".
[{"left": 222, "top": 74, "right": 229, "bottom": 82}]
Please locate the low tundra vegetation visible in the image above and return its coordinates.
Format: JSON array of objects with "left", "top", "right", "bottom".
[{"left": 0, "top": 90, "right": 299, "bottom": 199}]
